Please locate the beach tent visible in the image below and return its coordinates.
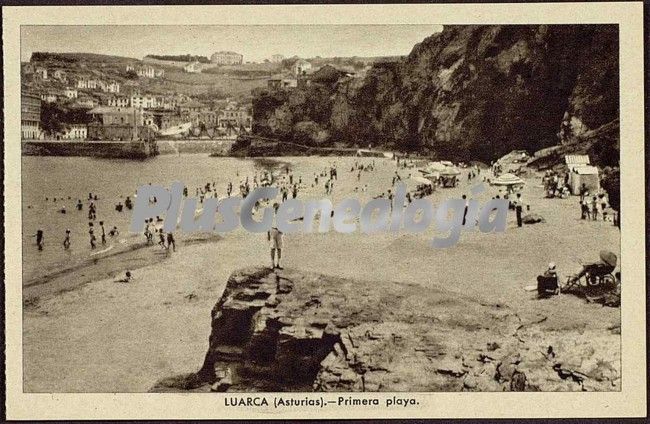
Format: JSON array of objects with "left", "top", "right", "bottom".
[
  {"left": 568, "top": 165, "right": 599, "bottom": 195},
  {"left": 491, "top": 173, "right": 525, "bottom": 186},
  {"left": 565, "top": 154, "right": 590, "bottom": 171}
]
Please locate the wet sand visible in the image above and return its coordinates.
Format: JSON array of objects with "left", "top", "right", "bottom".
[{"left": 23, "top": 156, "right": 620, "bottom": 392}]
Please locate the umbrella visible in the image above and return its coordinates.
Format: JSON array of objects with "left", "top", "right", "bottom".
[
  {"left": 599, "top": 250, "right": 617, "bottom": 267},
  {"left": 491, "top": 173, "right": 525, "bottom": 186},
  {"left": 412, "top": 176, "right": 433, "bottom": 186}
]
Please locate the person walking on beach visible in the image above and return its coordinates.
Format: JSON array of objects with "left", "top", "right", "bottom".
[
  {"left": 462, "top": 194, "right": 469, "bottom": 225},
  {"left": 63, "top": 229, "right": 71, "bottom": 249},
  {"left": 144, "top": 219, "right": 154, "bottom": 245},
  {"left": 99, "top": 221, "right": 107, "bottom": 245},
  {"left": 515, "top": 193, "right": 523, "bottom": 227},
  {"left": 158, "top": 228, "right": 166, "bottom": 249},
  {"left": 166, "top": 232, "right": 176, "bottom": 252},
  {"left": 89, "top": 229, "right": 97, "bottom": 249},
  {"left": 268, "top": 203, "right": 284, "bottom": 270}
]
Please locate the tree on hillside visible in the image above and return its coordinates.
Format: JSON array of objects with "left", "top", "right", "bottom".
[{"left": 40, "top": 103, "right": 65, "bottom": 136}]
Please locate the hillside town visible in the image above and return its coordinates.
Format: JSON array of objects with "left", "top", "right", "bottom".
[
  {"left": 21, "top": 52, "right": 259, "bottom": 142},
  {"left": 21, "top": 50, "right": 374, "bottom": 145}
]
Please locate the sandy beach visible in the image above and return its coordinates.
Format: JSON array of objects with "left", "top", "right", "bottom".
[{"left": 23, "top": 155, "right": 620, "bottom": 392}]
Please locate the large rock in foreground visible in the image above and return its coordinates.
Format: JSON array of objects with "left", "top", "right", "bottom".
[{"left": 152, "top": 267, "right": 620, "bottom": 392}]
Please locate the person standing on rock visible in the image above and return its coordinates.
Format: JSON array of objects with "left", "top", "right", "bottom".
[{"left": 267, "top": 203, "right": 284, "bottom": 270}]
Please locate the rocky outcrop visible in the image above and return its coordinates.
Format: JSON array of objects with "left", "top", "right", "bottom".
[
  {"left": 152, "top": 267, "right": 620, "bottom": 392},
  {"left": 253, "top": 25, "right": 619, "bottom": 164}
]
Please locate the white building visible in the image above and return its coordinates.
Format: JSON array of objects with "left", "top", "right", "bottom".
[
  {"left": 59, "top": 124, "right": 87, "bottom": 140},
  {"left": 41, "top": 93, "right": 58, "bottom": 103},
  {"left": 183, "top": 62, "right": 202, "bottom": 73},
  {"left": 77, "top": 79, "right": 100, "bottom": 90},
  {"left": 53, "top": 69, "right": 67, "bottom": 82},
  {"left": 35, "top": 67, "right": 48, "bottom": 80},
  {"left": 130, "top": 93, "right": 159, "bottom": 109},
  {"left": 64, "top": 88, "right": 78, "bottom": 99},
  {"left": 292, "top": 59, "right": 312, "bottom": 76},
  {"left": 137, "top": 66, "right": 156, "bottom": 78},
  {"left": 271, "top": 54, "right": 284, "bottom": 63},
  {"left": 210, "top": 51, "right": 243, "bottom": 65},
  {"left": 75, "top": 97, "right": 98, "bottom": 108},
  {"left": 105, "top": 81, "right": 120, "bottom": 93},
  {"left": 108, "top": 95, "right": 130, "bottom": 108}
]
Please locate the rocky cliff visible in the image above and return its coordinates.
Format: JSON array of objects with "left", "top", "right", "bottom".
[
  {"left": 253, "top": 25, "right": 619, "bottom": 163},
  {"left": 152, "top": 267, "right": 620, "bottom": 392}
]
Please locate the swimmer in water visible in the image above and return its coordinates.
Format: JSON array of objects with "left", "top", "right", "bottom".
[
  {"left": 63, "top": 229, "right": 71, "bottom": 249},
  {"left": 33, "top": 230, "right": 44, "bottom": 250}
]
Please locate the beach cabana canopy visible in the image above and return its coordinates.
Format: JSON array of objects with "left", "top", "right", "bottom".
[
  {"left": 421, "top": 162, "right": 447, "bottom": 174},
  {"left": 439, "top": 167, "right": 461, "bottom": 176},
  {"left": 492, "top": 173, "right": 525, "bottom": 186},
  {"left": 412, "top": 176, "right": 433, "bottom": 186},
  {"left": 599, "top": 250, "right": 617, "bottom": 267}
]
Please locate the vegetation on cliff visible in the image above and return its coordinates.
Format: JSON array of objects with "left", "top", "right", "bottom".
[{"left": 252, "top": 25, "right": 619, "bottom": 164}]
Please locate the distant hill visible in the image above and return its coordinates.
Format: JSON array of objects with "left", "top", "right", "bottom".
[
  {"left": 30, "top": 52, "right": 138, "bottom": 64},
  {"left": 145, "top": 54, "right": 210, "bottom": 63}
]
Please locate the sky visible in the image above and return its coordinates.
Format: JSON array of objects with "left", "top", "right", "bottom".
[{"left": 21, "top": 25, "right": 442, "bottom": 63}]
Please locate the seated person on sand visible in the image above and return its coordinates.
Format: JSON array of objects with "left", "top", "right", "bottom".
[
  {"left": 115, "top": 271, "right": 132, "bottom": 283},
  {"left": 537, "top": 262, "right": 559, "bottom": 297}
]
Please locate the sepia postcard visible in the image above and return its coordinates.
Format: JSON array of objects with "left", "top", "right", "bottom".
[{"left": 3, "top": 2, "right": 646, "bottom": 420}]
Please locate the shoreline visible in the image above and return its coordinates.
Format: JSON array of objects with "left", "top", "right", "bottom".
[
  {"left": 23, "top": 232, "right": 222, "bottom": 303},
  {"left": 22, "top": 155, "right": 620, "bottom": 393}
]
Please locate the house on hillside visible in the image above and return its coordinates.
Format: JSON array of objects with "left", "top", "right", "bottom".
[
  {"left": 86, "top": 106, "right": 155, "bottom": 141},
  {"left": 57, "top": 124, "right": 87, "bottom": 140},
  {"left": 183, "top": 61, "right": 202, "bottom": 73},
  {"left": 75, "top": 97, "right": 99, "bottom": 108},
  {"left": 64, "top": 88, "right": 78, "bottom": 99},
  {"left": 292, "top": 59, "right": 312, "bottom": 76},
  {"left": 178, "top": 100, "right": 205, "bottom": 114},
  {"left": 271, "top": 54, "right": 284, "bottom": 63},
  {"left": 35, "top": 67, "right": 48, "bottom": 80},
  {"left": 105, "top": 81, "right": 120, "bottom": 93},
  {"left": 210, "top": 51, "right": 243, "bottom": 65},
  {"left": 53, "top": 69, "right": 67, "bottom": 82},
  {"left": 130, "top": 93, "right": 159, "bottom": 109},
  {"left": 21, "top": 90, "right": 42, "bottom": 140},
  {"left": 137, "top": 65, "right": 156, "bottom": 78},
  {"left": 41, "top": 92, "right": 59, "bottom": 103},
  {"left": 267, "top": 75, "right": 298, "bottom": 90},
  {"left": 108, "top": 94, "right": 130, "bottom": 108},
  {"left": 77, "top": 78, "right": 100, "bottom": 90},
  {"left": 309, "top": 65, "right": 350, "bottom": 86},
  {"left": 217, "top": 103, "right": 252, "bottom": 133}
]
